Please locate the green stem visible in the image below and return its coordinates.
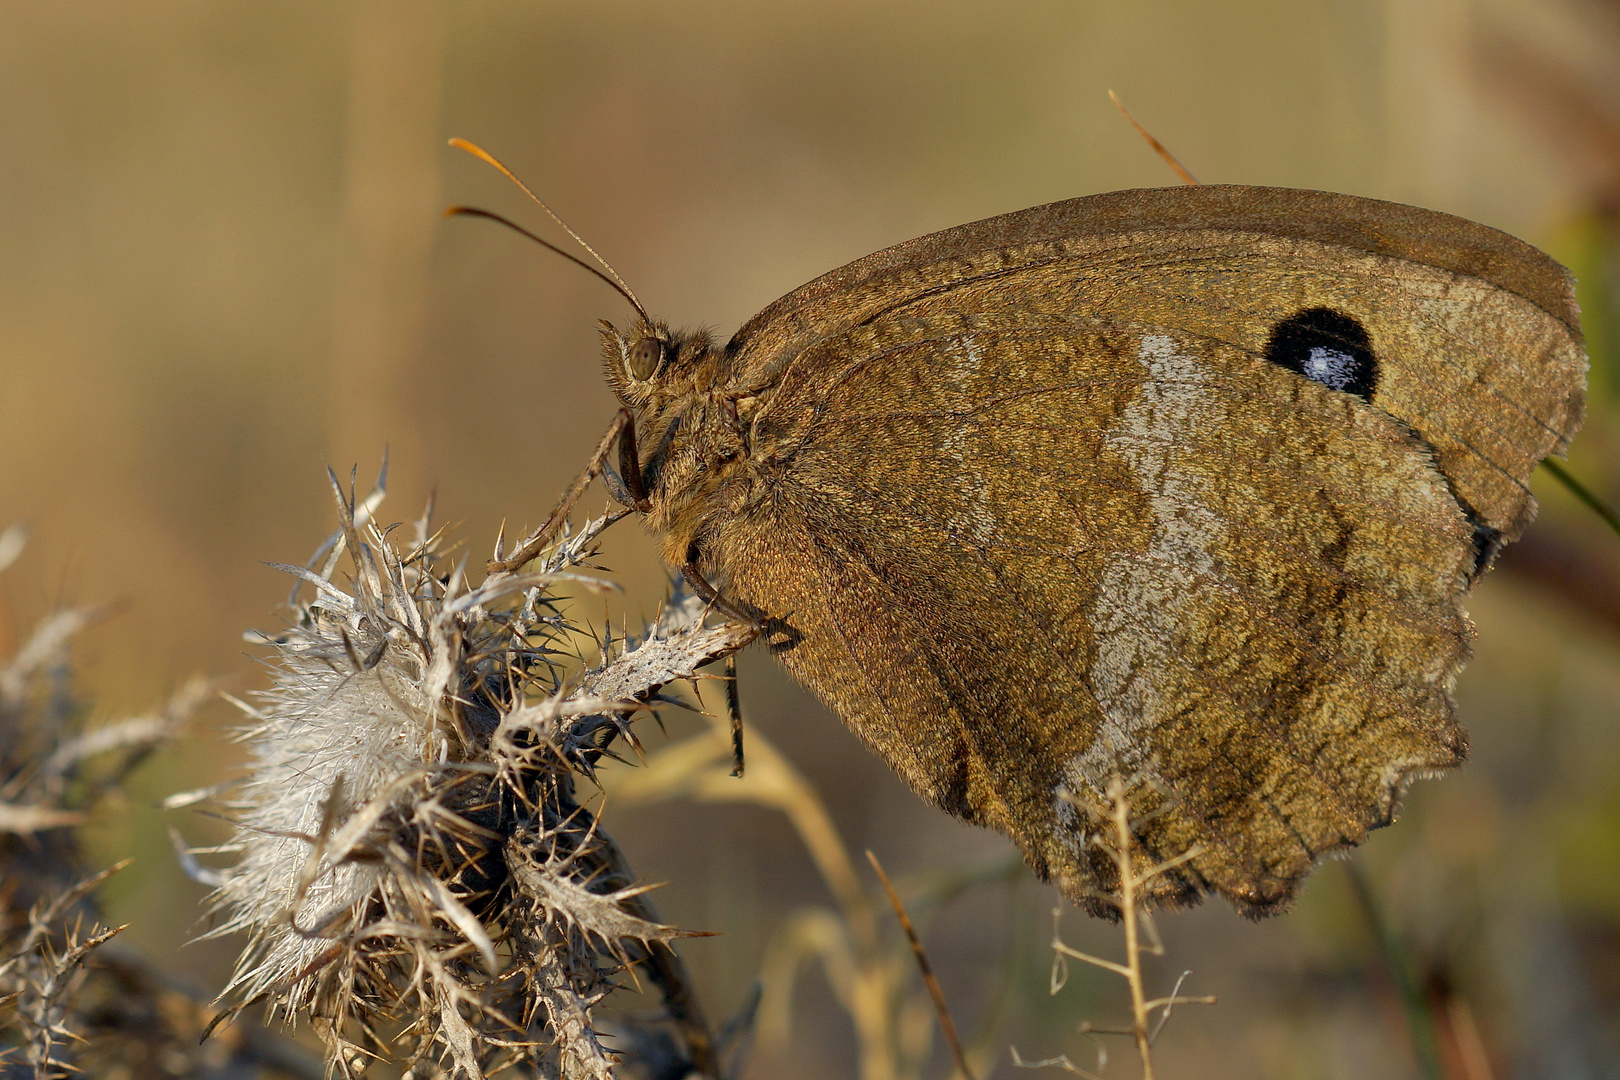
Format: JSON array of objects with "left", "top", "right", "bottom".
[
  {"left": 1541, "top": 457, "right": 1620, "bottom": 540},
  {"left": 1343, "top": 861, "right": 1444, "bottom": 1080}
]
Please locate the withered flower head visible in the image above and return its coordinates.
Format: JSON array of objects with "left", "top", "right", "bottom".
[{"left": 200, "top": 473, "right": 751, "bottom": 1079}]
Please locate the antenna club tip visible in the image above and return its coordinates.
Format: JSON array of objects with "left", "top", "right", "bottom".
[{"left": 448, "top": 137, "right": 500, "bottom": 167}]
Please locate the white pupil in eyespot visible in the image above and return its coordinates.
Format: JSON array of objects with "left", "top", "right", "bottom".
[{"left": 1302, "top": 345, "right": 1357, "bottom": 391}]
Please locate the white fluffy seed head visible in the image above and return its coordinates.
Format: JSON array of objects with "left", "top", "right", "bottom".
[{"left": 212, "top": 615, "right": 442, "bottom": 1007}]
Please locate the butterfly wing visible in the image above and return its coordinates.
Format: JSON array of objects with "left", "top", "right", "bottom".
[{"left": 705, "top": 186, "right": 1584, "bottom": 911}]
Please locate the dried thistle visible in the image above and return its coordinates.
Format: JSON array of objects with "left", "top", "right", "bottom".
[
  {"left": 0, "top": 865, "right": 126, "bottom": 1078},
  {"left": 0, "top": 524, "right": 263, "bottom": 1080},
  {"left": 200, "top": 472, "right": 753, "bottom": 1078}
]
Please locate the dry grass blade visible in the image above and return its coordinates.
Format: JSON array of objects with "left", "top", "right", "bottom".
[
  {"left": 1343, "top": 860, "right": 1444, "bottom": 1080},
  {"left": 1541, "top": 458, "right": 1620, "bottom": 539},
  {"left": 1107, "top": 90, "right": 1200, "bottom": 185},
  {"left": 867, "top": 849, "right": 974, "bottom": 1080}
]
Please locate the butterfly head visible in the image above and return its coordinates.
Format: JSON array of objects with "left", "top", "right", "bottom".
[
  {"left": 599, "top": 319, "right": 724, "bottom": 410},
  {"left": 598, "top": 317, "right": 741, "bottom": 530}
]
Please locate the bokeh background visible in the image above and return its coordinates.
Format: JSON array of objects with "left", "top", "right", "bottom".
[{"left": 3, "top": 1, "right": 1619, "bottom": 1077}]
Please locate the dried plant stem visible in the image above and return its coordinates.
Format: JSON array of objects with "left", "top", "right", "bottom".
[
  {"left": 866, "top": 849, "right": 974, "bottom": 1080},
  {"left": 1098, "top": 776, "right": 1158, "bottom": 1077},
  {"left": 1111, "top": 780, "right": 1155, "bottom": 1078},
  {"left": 1049, "top": 775, "right": 1214, "bottom": 1079},
  {"left": 613, "top": 714, "right": 908, "bottom": 1080},
  {"left": 729, "top": 744, "right": 894, "bottom": 1080},
  {"left": 616, "top": 709, "right": 877, "bottom": 947}
]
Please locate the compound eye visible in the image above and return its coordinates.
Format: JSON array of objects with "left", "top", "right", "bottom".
[{"left": 628, "top": 338, "right": 665, "bottom": 381}]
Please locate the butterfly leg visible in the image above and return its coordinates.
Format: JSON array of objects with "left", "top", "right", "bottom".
[
  {"left": 486, "top": 409, "right": 635, "bottom": 574},
  {"left": 725, "top": 653, "right": 744, "bottom": 777},
  {"left": 680, "top": 545, "right": 760, "bottom": 626},
  {"left": 679, "top": 546, "right": 763, "bottom": 778},
  {"left": 617, "top": 406, "right": 755, "bottom": 775},
  {"left": 615, "top": 406, "right": 653, "bottom": 512}
]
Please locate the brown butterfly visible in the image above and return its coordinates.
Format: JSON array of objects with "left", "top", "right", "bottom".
[{"left": 463, "top": 157, "right": 1586, "bottom": 915}]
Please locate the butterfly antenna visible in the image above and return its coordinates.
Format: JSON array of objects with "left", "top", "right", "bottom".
[
  {"left": 448, "top": 137, "right": 650, "bottom": 321},
  {"left": 444, "top": 206, "right": 641, "bottom": 312},
  {"left": 1107, "top": 91, "right": 1200, "bottom": 186}
]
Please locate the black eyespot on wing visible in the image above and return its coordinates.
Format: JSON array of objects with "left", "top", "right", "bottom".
[{"left": 1265, "top": 308, "right": 1378, "bottom": 402}]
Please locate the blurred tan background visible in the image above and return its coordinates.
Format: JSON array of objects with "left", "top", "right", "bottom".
[{"left": 2, "top": 1, "right": 1619, "bottom": 1077}]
